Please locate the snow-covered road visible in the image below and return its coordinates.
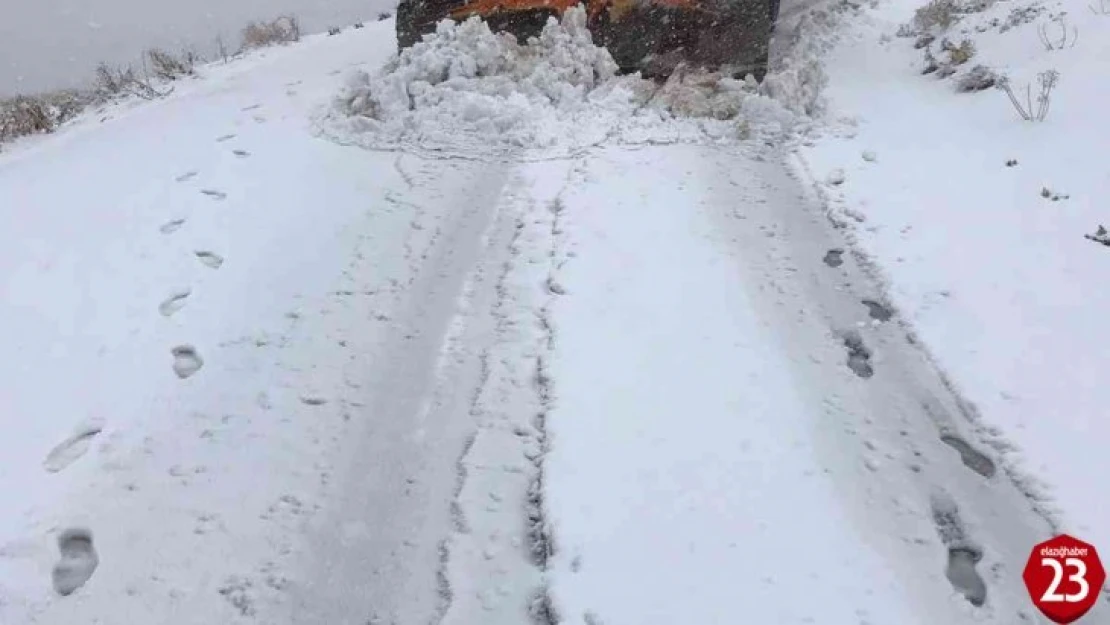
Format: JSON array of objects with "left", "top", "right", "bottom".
[
  {"left": 539, "top": 144, "right": 1076, "bottom": 624},
  {"left": 1, "top": 14, "right": 1101, "bottom": 625}
]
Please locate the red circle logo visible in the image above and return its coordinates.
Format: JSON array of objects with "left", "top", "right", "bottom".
[{"left": 1023, "top": 534, "right": 1106, "bottom": 624}]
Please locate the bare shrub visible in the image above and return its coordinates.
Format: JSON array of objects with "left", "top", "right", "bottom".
[
  {"left": 914, "top": 0, "right": 959, "bottom": 31},
  {"left": 956, "top": 64, "right": 999, "bottom": 91},
  {"left": 328, "top": 26, "right": 341, "bottom": 36},
  {"left": 241, "top": 15, "right": 301, "bottom": 50},
  {"left": 0, "top": 96, "right": 54, "bottom": 140},
  {"left": 921, "top": 38, "right": 974, "bottom": 77},
  {"left": 45, "top": 90, "right": 91, "bottom": 122},
  {"left": 1000, "top": 4, "right": 1044, "bottom": 31},
  {"left": 960, "top": 0, "right": 991, "bottom": 13},
  {"left": 944, "top": 38, "right": 976, "bottom": 64},
  {"left": 1038, "top": 17, "right": 1078, "bottom": 50},
  {"left": 0, "top": 90, "right": 93, "bottom": 142},
  {"left": 378, "top": 11, "right": 393, "bottom": 20},
  {"left": 147, "top": 48, "right": 198, "bottom": 81},
  {"left": 997, "top": 70, "right": 1059, "bottom": 121},
  {"left": 921, "top": 47, "right": 940, "bottom": 74},
  {"left": 216, "top": 35, "right": 230, "bottom": 64},
  {"left": 94, "top": 63, "right": 170, "bottom": 100},
  {"left": 93, "top": 63, "right": 129, "bottom": 95}
]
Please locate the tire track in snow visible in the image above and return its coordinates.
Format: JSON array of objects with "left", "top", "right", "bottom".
[
  {"left": 435, "top": 161, "right": 577, "bottom": 625},
  {"left": 277, "top": 158, "right": 516, "bottom": 625},
  {"left": 526, "top": 192, "right": 570, "bottom": 625}
]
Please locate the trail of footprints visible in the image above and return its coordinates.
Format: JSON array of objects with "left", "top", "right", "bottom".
[
  {"left": 44, "top": 125, "right": 260, "bottom": 595},
  {"left": 159, "top": 127, "right": 261, "bottom": 378},
  {"left": 824, "top": 246, "right": 999, "bottom": 609}
]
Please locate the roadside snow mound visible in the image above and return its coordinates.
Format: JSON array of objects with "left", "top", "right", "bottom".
[{"left": 320, "top": 7, "right": 800, "bottom": 156}]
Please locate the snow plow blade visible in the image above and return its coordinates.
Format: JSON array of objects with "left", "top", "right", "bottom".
[{"left": 395, "top": 0, "right": 778, "bottom": 78}]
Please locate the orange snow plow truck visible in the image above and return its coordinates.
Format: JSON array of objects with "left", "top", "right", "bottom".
[{"left": 395, "top": 0, "right": 780, "bottom": 79}]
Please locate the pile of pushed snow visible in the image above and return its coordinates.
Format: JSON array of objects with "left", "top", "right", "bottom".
[{"left": 319, "top": 7, "right": 801, "bottom": 156}]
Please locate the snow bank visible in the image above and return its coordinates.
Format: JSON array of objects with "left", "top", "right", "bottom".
[{"left": 321, "top": 7, "right": 803, "bottom": 156}]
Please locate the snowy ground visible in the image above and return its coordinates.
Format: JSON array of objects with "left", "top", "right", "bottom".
[
  {"left": 0, "top": 4, "right": 1105, "bottom": 625},
  {"left": 796, "top": 0, "right": 1110, "bottom": 556},
  {"left": 539, "top": 141, "right": 1090, "bottom": 625},
  {"left": 0, "top": 26, "right": 446, "bottom": 622}
]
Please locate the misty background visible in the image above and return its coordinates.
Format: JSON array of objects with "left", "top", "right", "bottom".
[{"left": 0, "top": 0, "right": 398, "bottom": 96}]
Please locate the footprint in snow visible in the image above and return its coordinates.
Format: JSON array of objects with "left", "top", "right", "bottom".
[
  {"left": 200, "top": 189, "right": 227, "bottom": 200},
  {"left": 160, "top": 218, "right": 186, "bottom": 234},
  {"left": 43, "top": 420, "right": 104, "bottom": 473},
  {"left": 195, "top": 251, "right": 224, "bottom": 269},
  {"left": 175, "top": 171, "right": 198, "bottom": 183},
  {"left": 172, "top": 345, "right": 204, "bottom": 379},
  {"left": 233, "top": 149, "right": 250, "bottom": 158},
  {"left": 861, "top": 299, "right": 893, "bottom": 322},
  {"left": 216, "top": 134, "right": 236, "bottom": 142},
  {"left": 546, "top": 277, "right": 566, "bottom": 295},
  {"left": 159, "top": 289, "right": 191, "bottom": 317},
  {"left": 939, "top": 433, "right": 996, "bottom": 478},
  {"left": 823, "top": 249, "right": 844, "bottom": 268},
  {"left": 947, "top": 548, "right": 987, "bottom": 607},
  {"left": 841, "top": 330, "right": 874, "bottom": 379},
  {"left": 930, "top": 492, "right": 988, "bottom": 607},
  {"left": 52, "top": 528, "right": 98, "bottom": 596},
  {"left": 256, "top": 392, "right": 273, "bottom": 410},
  {"left": 241, "top": 104, "right": 262, "bottom": 112}
]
